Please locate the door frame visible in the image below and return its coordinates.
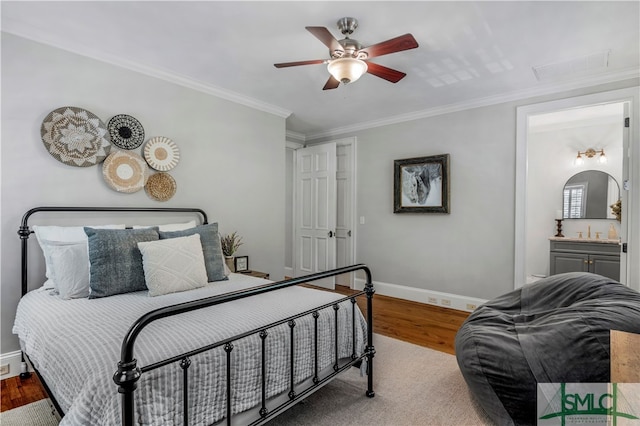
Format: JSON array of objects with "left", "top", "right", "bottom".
[
  {"left": 514, "top": 87, "right": 639, "bottom": 290},
  {"left": 291, "top": 137, "right": 357, "bottom": 286}
]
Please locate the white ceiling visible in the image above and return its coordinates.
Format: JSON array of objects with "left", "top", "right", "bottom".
[{"left": 2, "top": 1, "right": 639, "bottom": 141}]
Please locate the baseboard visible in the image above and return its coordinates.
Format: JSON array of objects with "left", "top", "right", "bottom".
[
  {"left": 283, "top": 266, "right": 294, "bottom": 279},
  {"left": 1, "top": 350, "right": 26, "bottom": 379},
  {"left": 354, "top": 278, "right": 487, "bottom": 312}
]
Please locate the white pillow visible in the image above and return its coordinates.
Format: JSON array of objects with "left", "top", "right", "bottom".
[
  {"left": 132, "top": 220, "right": 197, "bottom": 232},
  {"left": 41, "top": 240, "right": 90, "bottom": 299},
  {"left": 33, "top": 224, "right": 126, "bottom": 281},
  {"left": 137, "top": 234, "right": 208, "bottom": 297}
]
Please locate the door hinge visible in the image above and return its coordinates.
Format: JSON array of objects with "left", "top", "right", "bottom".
[
  {"left": 625, "top": 117, "right": 630, "bottom": 127},
  {"left": 622, "top": 243, "right": 627, "bottom": 253}
]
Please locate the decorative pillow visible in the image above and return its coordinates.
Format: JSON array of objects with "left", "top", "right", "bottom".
[
  {"left": 137, "top": 234, "right": 208, "bottom": 297},
  {"left": 159, "top": 223, "right": 227, "bottom": 282},
  {"left": 132, "top": 220, "right": 197, "bottom": 232},
  {"left": 33, "top": 224, "right": 126, "bottom": 281},
  {"left": 41, "top": 240, "right": 90, "bottom": 299},
  {"left": 85, "top": 227, "right": 159, "bottom": 298}
]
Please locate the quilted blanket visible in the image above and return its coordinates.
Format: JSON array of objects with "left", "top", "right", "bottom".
[{"left": 13, "top": 274, "right": 368, "bottom": 425}]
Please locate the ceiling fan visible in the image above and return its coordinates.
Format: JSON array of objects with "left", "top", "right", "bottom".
[{"left": 274, "top": 17, "right": 419, "bottom": 90}]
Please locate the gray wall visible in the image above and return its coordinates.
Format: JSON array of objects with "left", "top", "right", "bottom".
[
  {"left": 315, "top": 79, "right": 638, "bottom": 300},
  {"left": 1, "top": 34, "right": 286, "bottom": 353}
]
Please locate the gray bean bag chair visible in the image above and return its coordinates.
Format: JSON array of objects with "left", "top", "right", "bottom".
[{"left": 455, "top": 272, "right": 640, "bottom": 425}]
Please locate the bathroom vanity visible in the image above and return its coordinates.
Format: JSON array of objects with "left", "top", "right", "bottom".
[{"left": 549, "top": 238, "right": 621, "bottom": 281}]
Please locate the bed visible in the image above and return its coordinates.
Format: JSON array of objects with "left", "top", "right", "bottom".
[
  {"left": 13, "top": 206, "right": 375, "bottom": 425},
  {"left": 455, "top": 272, "right": 640, "bottom": 425}
]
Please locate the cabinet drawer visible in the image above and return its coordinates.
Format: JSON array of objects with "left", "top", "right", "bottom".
[{"left": 550, "top": 240, "right": 620, "bottom": 256}]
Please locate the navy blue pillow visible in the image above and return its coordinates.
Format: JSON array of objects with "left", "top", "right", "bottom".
[
  {"left": 85, "top": 227, "right": 159, "bottom": 298},
  {"left": 159, "top": 223, "right": 227, "bottom": 282}
]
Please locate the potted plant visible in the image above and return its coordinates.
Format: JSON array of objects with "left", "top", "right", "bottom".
[{"left": 221, "top": 231, "right": 243, "bottom": 272}]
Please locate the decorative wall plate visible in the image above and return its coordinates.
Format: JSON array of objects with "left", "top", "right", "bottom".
[
  {"left": 145, "top": 172, "right": 177, "bottom": 201},
  {"left": 102, "top": 150, "right": 149, "bottom": 193},
  {"left": 107, "top": 114, "right": 145, "bottom": 150},
  {"left": 41, "top": 106, "right": 111, "bottom": 167},
  {"left": 144, "top": 136, "right": 180, "bottom": 171}
]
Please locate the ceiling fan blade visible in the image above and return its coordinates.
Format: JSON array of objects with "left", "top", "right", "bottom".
[
  {"left": 274, "top": 59, "right": 326, "bottom": 68},
  {"left": 322, "top": 76, "right": 340, "bottom": 90},
  {"left": 359, "top": 33, "right": 419, "bottom": 59},
  {"left": 306, "top": 26, "right": 344, "bottom": 53},
  {"left": 366, "top": 62, "right": 407, "bottom": 83}
]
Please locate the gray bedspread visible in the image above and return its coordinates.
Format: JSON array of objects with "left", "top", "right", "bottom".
[
  {"left": 14, "top": 274, "right": 367, "bottom": 425},
  {"left": 455, "top": 272, "right": 640, "bottom": 425}
]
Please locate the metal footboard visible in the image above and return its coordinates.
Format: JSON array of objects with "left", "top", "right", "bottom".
[{"left": 113, "top": 264, "right": 375, "bottom": 426}]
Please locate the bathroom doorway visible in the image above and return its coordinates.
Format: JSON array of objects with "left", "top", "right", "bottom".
[{"left": 515, "top": 87, "right": 638, "bottom": 289}]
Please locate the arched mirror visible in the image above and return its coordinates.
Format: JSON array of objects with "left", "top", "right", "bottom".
[{"left": 562, "top": 170, "right": 620, "bottom": 219}]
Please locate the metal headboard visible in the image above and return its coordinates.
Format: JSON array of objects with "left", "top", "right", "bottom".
[{"left": 18, "top": 206, "right": 209, "bottom": 296}]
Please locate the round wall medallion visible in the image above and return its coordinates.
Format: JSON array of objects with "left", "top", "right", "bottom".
[
  {"left": 145, "top": 172, "right": 177, "bottom": 202},
  {"left": 102, "top": 150, "right": 149, "bottom": 193},
  {"left": 144, "top": 136, "right": 180, "bottom": 171},
  {"left": 107, "top": 114, "right": 145, "bottom": 150},
  {"left": 40, "top": 106, "right": 111, "bottom": 167}
]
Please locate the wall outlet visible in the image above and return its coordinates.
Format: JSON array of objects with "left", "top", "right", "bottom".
[
  {"left": 427, "top": 297, "right": 438, "bottom": 304},
  {"left": 441, "top": 299, "right": 451, "bottom": 306},
  {"left": 466, "top": 303, "right": 477, "bottom": 310},
  {"left": 0, "top": 364, "right": 9, "bottom": 375}
]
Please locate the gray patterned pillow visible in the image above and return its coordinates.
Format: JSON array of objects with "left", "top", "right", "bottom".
[
  {"left": 85, "top": 227, "right": 159, "bottom": 298},
  {"left": 159, "top": 223, "right": 227, "bottom": 282}
]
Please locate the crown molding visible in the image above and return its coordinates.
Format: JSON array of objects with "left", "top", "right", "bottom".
[
  {"left": 285, "top": 130, "right": 306, "bottom": 143},
  {"left": 285, "top": 141, "right": 304, "bottom": 150},
  {"left": 305, "top": 67, "right": 640, "bottom": 141},
  {"left": 1, "top": 27, "right": 292, "bottom": 119}
]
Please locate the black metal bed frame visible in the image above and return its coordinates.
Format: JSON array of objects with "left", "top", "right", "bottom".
[{"left": 18, "top": 206, "right": 375, "bottom": 425}]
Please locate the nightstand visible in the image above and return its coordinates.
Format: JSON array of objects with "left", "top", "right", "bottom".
[{"left": 241, "top": 270, "right": 270, "bottom": 280}]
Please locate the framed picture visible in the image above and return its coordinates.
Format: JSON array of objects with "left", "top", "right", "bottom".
[
  {"left": 394, "top": 154, "right": 450, "bottom": 213},
  {"left": 234, "top": 256, "right": 249, "bottom": 272}
]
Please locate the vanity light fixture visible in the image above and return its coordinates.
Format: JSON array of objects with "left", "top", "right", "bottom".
[{"left": 575, "top": 148, "right": 606, "bottom": 165}]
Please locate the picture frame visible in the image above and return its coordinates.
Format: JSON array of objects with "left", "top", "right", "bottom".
[
  {"left": 394, "top": 154, "right": 450, "bottom": 214},
  {"left": 234, "top": 256, "right": 249, "bottom": 272}
]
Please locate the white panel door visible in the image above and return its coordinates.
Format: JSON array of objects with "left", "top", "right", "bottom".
[
  {"left": 620, "top": 101, "right": 630, "bottom": 284},
  {"left": 295, "top": 143, "right": 337, "bottom": 289},
  {"left": 335, "top": 143, "right": 354, "bottom": 287}
]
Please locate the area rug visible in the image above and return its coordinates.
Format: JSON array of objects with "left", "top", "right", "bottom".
[
  {"left": 0, "top": 399, "right": 59, "bottom": 426},
  {"left": 267, "top": 333, "right": 494, "bottom": 425},
  {"left": 1, "top": 335, "right": 492, "bottom": 425}
]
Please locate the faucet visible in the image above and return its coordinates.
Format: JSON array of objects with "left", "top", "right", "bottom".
[{"left": 587, "top": 225, "right": 591, "bottom": 239}]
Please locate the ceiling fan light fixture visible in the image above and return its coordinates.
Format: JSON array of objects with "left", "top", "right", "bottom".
[{"left": 327, "top": 58, "right": 368, "bottom": 84}]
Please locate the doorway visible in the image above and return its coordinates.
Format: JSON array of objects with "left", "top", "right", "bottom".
[
  {"left": 515, "top": 87, "right": 639, "bottom": 290},
  {"left": 292, "top": 137, "right": 356, "bottom": 289}
]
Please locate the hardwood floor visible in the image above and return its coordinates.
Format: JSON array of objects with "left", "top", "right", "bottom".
[
  {"left": 0, "top": 285, "right": 469, "bottom": 412},
  {"left": 1, "top": 374, "right": 48, "bottom": 412},
  {"left": 332, "top": 284, "right": 469, "bottom": 355}
]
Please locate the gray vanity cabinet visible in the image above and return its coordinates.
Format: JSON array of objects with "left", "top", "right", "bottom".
[{"left": 550, "top": 240, "right": 621, "bottom": 281}]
